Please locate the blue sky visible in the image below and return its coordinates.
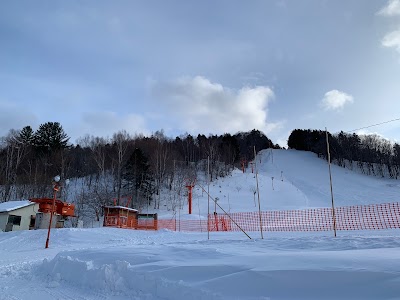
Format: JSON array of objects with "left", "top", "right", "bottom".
[{"left": 1, "top": 0, "right": 400, "bottom": 146}]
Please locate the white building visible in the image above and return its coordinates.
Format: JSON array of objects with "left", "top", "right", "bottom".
[{"left": 0, "top": 200, "right": 39, "bottom": 232}]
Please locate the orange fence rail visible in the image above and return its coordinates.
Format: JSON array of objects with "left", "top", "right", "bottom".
[{"left": 156, "top": 202, "right": 400, "bottom": 232}]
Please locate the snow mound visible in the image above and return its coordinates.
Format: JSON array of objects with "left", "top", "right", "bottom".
[{"left": 38, "top": 249, "right": 224, "bottom": 299}]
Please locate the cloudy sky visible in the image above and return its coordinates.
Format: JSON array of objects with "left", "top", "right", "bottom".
[{"left": 1, "top": 0, "right": 400, "bottom": 146}]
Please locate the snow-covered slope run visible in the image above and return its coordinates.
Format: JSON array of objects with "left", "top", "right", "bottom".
[
  {"left": 258, "top": 150, "right": 400, "bottom": 207},
  {"left": 157, "top": 149, "right": 400, "bottom": 220}
]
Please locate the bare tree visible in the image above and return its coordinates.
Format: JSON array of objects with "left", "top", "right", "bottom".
[
  {"left": 112, "top": 130, "right": 131, "bottom": 205},
  {"left": 205, "top": 137, "right": 220, "bottom": 182},
  {"left": 77, "top": 135, "right": 109, "bottom": 177},
  {"left": 150, "top": 131, "right": 171, "bottom": 209},
  {"left": 2, "top": 129, "right": 26, "bottom": 201}
]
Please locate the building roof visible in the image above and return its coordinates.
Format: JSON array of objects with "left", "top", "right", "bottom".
[
  {"left": 103, "top": 205, "right": 138, "bottom": 212},
  {"left": 0, "top": 200, "right": 35, "bottom": 213}
]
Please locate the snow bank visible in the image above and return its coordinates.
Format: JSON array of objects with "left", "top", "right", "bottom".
[
  {"left": 38, "top": 253, "right": 222, "bottom": 299},
  {"left": 29, "top": 229, "right": 400, "bottom": 300}
]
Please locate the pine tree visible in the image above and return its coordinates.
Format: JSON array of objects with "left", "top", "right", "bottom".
[
  {"left": 122, "top": 148, "right": 154, "bottom": 206},
  {"left": 33, "top": 122, "right": 69, "bottom": 154},
  {"left": 19, "top": 126, "right": 34, "bottom": 146}
]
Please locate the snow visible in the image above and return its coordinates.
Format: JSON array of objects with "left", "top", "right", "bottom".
[
  {"left": 1, "top": 149, "right": 400, "bottom": 299},
  {"left": 158, "top": 149, "right": 400, "bottom": 220},
  {"left": 104, "top": 205, "right": 138, "bottom": 212},
  {"left": 0, "top": 200, "right": 33, "bottom": 213}
]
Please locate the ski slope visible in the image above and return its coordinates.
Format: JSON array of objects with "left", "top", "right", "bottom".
[
  {"left": 260, "top": 150, "right": 400, "bottom": 207},
  {"left": 164, "top": 149, "right": 400, "bottom": 221},
  {"left": 1, "top": 149, "right": 400, "bottom": 299}
]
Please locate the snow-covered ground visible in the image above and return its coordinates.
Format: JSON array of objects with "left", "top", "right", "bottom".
[
  {"left": 1, "top": 149, "right": 400, "bottom": 299},
  {"left": 159, "top": 149, "right": 400, "bottom": 221}
]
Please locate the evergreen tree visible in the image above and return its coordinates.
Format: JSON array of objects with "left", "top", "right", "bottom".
[
  {"left": 220, "top": 133, "right": 240, "bottom": 165},
  {"left": 234, "top": 129, "right": 274, "bottom": 160},
  {"left": 33, "top": 122, "right": 69, "bottom": 154},
  {"left": 19, "top": 126, "right": 34, "bottom": 146},
  {"left": 122, "top": 148, "right": 155, "bottom": 206}
]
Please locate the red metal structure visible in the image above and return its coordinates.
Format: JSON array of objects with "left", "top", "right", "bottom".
[
  {"left": 185, "top": 178, "right": 196, "bottom": 215},
  {"left": 31, "top": 182, "right": 75, "bottom": 249},
  {"left": 185, "top": 184, "right": 194, "bottom": 214},
  {"left": 30, "top": 198, "right": 75, "bottom": 217}
]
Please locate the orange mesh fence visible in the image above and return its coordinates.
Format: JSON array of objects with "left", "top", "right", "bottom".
[
  {"left": 155, "top": 202, "right": 400, "bottom": 232},
  {"left": 157, "top": 219, "right": 210, "bottom": 232}
]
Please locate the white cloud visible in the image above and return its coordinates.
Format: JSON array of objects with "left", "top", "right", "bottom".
[
  {"left": 151, "top": 76, "right": 279, "bottom": 135},
  {"left": 382, "top": 29, "right": 400, "bottom": 53},
  {"left": 378, "top": 1, "right": 400, "bottom": 57},
  {"left": 377, "top": 0, "right": 400, "bottom": 16},
  {"left": 320, "top": 90, "right": 354, "bottom": 111}
]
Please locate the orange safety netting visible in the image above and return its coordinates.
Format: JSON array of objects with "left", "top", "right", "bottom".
[{"left": 155, "top": 202, "right": 400, "bottom": 232}]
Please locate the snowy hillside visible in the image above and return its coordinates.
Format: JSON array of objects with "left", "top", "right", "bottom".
[
  {"left": 158, "top": 149, "right": 400, "bottom": 221},
  {"left": 1, "top": 149, "right": 400, "bottom": 300}
]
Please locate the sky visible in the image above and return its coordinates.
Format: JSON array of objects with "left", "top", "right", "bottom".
[{"left": 1, "top": 0, "right": 400, "bottom": 147}]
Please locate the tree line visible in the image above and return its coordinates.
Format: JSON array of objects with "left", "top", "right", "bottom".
[
  {"left": 288, "top": 129, "right": 400, "bottom": 179},
  {"left": 0, "top": 122, "right": 278, "bottom": 220}
]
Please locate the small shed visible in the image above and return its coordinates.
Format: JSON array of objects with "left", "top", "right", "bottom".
[
  {"left": 0, "top": 200, "right": 39, "bottom": 232},
  {"left": 103, "top": 206, "right": 138, "bottom": 229}
]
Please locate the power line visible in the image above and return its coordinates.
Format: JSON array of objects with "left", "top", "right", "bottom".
[{"left": 347, "top": 118, "right": 400, "bottom": 133}]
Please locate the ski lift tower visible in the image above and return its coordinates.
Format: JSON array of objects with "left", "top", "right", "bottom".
[{"left": 185, "top": 178, "right": 196, "bottom": 214}]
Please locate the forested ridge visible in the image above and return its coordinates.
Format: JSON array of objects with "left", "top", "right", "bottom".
[
  {"left": 288, "top": 129, "right": 400, "bottom": 179},
  {"left": 2, "top": 123, "right": 399, "bottom": 221},
  {"left": 0, "top": 123, "right": 278, "bottom": 218}
]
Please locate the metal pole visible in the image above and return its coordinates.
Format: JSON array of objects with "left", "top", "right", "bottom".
[
  {"left": 178, "top": 191, "right": 181, "bottom": 232},
  {"left": 198, "top": 184, "right": 252, "bottom": 239},
  {"left": 207, "top": 156, "right": 210, "bottom": 240},
  {"left": 45, "top": 182, "right": 59, "bottom": 249},
  {"left": 325, "top": 128, "right": 337, "bottom": 237},
  {"left": 188, "top": 185, "right": 192, "bottom": 214},
  {"left": 254, "top": 146, "right": 264, "bottom": 239}
]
